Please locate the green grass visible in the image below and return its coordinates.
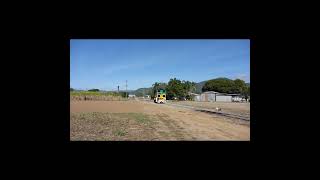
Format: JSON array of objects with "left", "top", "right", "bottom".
[
  {"left": 114, "top": 129, "right": 127, "bottom": 136},
  {"left": 132, "top": 113, "right": 153, "bottom": 124},
  {"left": 158, "top": 131, "right": 169, "bottom": 137},
  {"left": 70, "top": 91, "right": 120, "bottom": 97},
  {"left": 135, "top": 115, "right": 148, "bottom": 124},
  {"left": 116, "top": 113, "right": 153, "bottom": 125}
]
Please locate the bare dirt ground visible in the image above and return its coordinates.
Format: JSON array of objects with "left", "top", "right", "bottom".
[
  {"left": 70, "top": 100, "right": 144, "bottom": 113},
  {"left": 171, "top": 101, "right": 250, "bottom": 114},
  {"left": 167, "top": 101, "right": 250, "bottom": 117},
  {"left": 70, "top": 100, "right": 250, "bottom": 141}
]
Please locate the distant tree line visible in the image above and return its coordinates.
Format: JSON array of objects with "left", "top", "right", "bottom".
[
  {"left": 70, "top": 88, "right": 100, "bottom": 92},
  {"left": 150, "top": 77, "right": 250, "bottom": 101},
  {"left": 88, "top": 89, "right": 100, "bottom": 92},
  {"left": 135, "top": 88, "right": 153, "bottom": 97},
  {"left": 151, "top": 78, "right": 196, "bottom": 100},
  {"left": 202, "top": 78, "right": 250, "bottom": 100},
  {"left": 71, "top": 77, "right": 250, "bottom": 101}
]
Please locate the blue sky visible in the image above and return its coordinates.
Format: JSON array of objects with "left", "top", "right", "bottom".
[{"left": 70, "top": 39, "right": 250, "bottom": 91}]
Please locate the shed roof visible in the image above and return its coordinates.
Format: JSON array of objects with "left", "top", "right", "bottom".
[
  {"left": 202, "top": 91, "right": 220, "bottom": 94},
  {"left": 202, "top": 91, "right": 242, "bottom": 96}
]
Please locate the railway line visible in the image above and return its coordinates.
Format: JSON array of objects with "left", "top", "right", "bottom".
[
  {"left": 137, "top": 99, "right": 250, "bottom": 122},
  {"left": 139, "top": 99, "right": 250, "bottom": 122},
  {"left": 165, "top": 103, "right": 250, "bottom": 121}
]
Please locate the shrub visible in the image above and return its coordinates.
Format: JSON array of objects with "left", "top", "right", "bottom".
[{"left": 88, "top": 89, "right": 100, "bottom": 92}]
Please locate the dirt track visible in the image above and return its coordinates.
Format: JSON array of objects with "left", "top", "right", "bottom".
[{"left": 70, "top": 100, "right": 250, "bottom": 140}]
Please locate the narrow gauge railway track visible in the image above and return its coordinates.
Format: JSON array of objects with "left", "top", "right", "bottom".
[{"left": 164, "top": 103, "right": 250, "bottom": 121}]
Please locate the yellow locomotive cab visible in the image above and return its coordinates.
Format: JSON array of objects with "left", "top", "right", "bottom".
[{"left": 154, "top": 89, "right": 166, "bottom": 104}]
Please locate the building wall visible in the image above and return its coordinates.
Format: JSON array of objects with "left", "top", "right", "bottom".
[
  {"left": 200, "top": 94, "right": 205, "bottom": 101},
  {"left": 208, "top": 93, "right": 216, "bottom": 101},
  {"left": 216, "top": 95, "right": 232, "bottom": 102},
  {"left": 232, "top": 96, "right": 242, "bottom": 102},
  {"left": 200, "top": 93, "right": 216, "bottom": 101},
  {"left": 194, "top": 95, "right": 201, "bottom": 101},
  {"left": 195, "top": 92, "right": 234, "bottom": 102},
  {"left": 200, "top": 94, "right": 209, "bottom": 101}
]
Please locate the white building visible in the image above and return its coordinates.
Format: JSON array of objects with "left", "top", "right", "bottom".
[
  {"left": 193, "top": 91, "right": 235, "bottom": 102},
  {"left": 189, "top": 93, "right": 201, "bottom": 101},
  {"left": 228, "top": 94, "right": 244, "bottom": 102}
]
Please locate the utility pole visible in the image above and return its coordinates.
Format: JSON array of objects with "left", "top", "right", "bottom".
[{"left": 125, "top": 80, "right": 128, "bottom": 98}]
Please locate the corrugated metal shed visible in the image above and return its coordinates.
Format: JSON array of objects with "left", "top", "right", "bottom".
[
  {"left": 194, "top": 95, "right": 201, "bottom": 101},
  {"left": 200, "top": 93, "right": 216, "bottom": 101},
  {"left": 197, "top": 91, "right": 233, "bottom": 102},
  {"left": 216, "top": 95, "right": 232, "bottom": 102}
]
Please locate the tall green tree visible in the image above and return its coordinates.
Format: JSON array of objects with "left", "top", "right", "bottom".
[
  {"left": 202, "top": 78, "right": 235, "bottom": 93},
  {"left": 202, "top": 78, "right": 248, "bottom": 95},
  {"left": 242, "top": 85, "right": 250, "bottom": 101},
  {"left": 233, "top": 79, "right": 247, "bottom": 94},
  {"left": 165, "top": 78, "right": 196, "bottom": 100},
  {"left": 166, "top": 78, "right": 183, "bottom": 99},
  {"left": 182, "top": 80, "right": 196, "bottom": 99}
]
